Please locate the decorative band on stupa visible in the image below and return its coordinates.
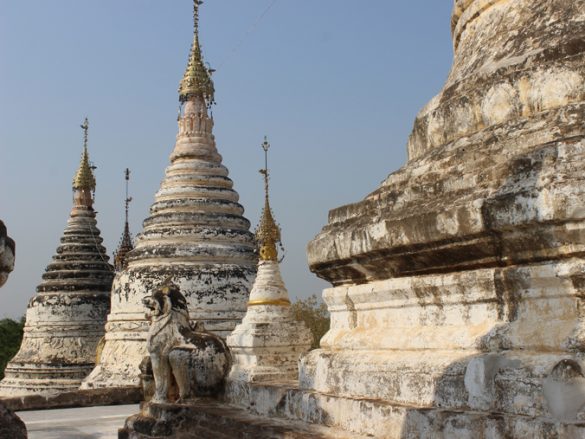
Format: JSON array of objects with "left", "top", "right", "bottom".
[
  {"left": 227, "top": 137, "right": 312, "bottom": 383},
  {"left": 82, "top": 0, "right": 257, "bottom": 389},
  {"left": 0, "top": 119, "right": 114, "bottom": 397}
]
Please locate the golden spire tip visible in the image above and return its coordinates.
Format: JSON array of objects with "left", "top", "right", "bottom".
[
  {"left": 73, "top": 118, "right": 96, "bottom": 191},
  {"left": 178, "top": 0, "right": 215, "bottom": 105}
]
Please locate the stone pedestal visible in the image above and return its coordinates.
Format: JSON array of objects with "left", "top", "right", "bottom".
[
  {"left": 227, "top": 261, "right": 312, "bottom": 383},
  {"left": 298, "top": 0, "right": 585, "bottom": 437},
  {"left": 119, "top": 399, "right": 365, "bottom": 439},
  {"left": 0, "top": 205, "right": 113, "bottom": 397}
]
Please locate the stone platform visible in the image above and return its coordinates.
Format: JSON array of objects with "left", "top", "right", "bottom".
[
  {"left": 120, "top": 383, "right": 585, "bottom": 438},
  {"left": 225, "top": 376, "right": 585, "bottom": 438},
  {"left": 1, "top": 387, "right": 141, "bottom": 412}
]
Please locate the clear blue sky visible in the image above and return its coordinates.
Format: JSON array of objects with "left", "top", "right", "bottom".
[{"left": 0, "top": 1, "right": 453, "bottom": 318}]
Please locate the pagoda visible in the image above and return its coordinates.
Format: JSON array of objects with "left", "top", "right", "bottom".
[
  {"left": 113, "top": 168, "right": 134, "bottom": 271},
  {"left": 83, "top": 0, "right": 257, "bottom": 389},
  {"left": 0, "top": 119, "right": 114, "bottom": 396},
  {"left": 227, "top": 138, "right": 311, "bottom": 383}
]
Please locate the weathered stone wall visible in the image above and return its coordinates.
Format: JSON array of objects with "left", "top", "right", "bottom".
[
  {"left": 309, "top": 0, "right": 585, "bottom": 284},
  {"left": 301, "top": 0, "right": 585, "bottom": 437}
]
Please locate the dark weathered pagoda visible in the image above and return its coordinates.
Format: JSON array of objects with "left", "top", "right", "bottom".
[
  {"left": 0, "top": 119, "right": 114, "bottom": 396},
  {"left": 113, "top": 168, "right": 134, "bottom": 271}
]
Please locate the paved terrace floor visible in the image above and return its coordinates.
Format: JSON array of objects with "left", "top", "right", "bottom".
[{"left": 17, "top": 404, "right": 139, "bottom": 439}]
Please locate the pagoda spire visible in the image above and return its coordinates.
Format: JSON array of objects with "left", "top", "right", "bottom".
[
  {"left": 114, "top": 168, "right": 134, "bottom": 271},
  {"left": 72, "top": 118, "right": 97, "bottom": 208},
  {"left": 178, "top": 0, "right": 215, "bottom": 106},
  {"left": 256, "top": 137, "right": 282, "bottom": 262}
]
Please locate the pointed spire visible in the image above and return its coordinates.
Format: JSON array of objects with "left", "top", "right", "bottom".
[
  {"left": 179, "top": 0, "right": 215, "bottom": 105},
  {"left": 72, "top": 118, "right": 96, "bottom": 192},
  {"left": 256, "top": 137, "right": 282, "bottom": 262},
  {"left": 114, "top": 168, "right": 134, "bottom": 271}
]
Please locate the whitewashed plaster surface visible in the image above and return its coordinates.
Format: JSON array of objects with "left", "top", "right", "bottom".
[{"left": 227, "top": 260, "right": 311, "bottom": 383}]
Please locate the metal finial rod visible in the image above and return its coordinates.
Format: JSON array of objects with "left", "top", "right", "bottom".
[
  {"left": 194, "top": 0, "right": 203, "bottom": 41},
  {"left": 80, "top": 118, "right": 89, "bottom": 149},
  {"left": 260, "top": 136, "right": 270, "bottom": 197},
  {"left": 124, "top": 168, "right": 132, "bottom": 223}
]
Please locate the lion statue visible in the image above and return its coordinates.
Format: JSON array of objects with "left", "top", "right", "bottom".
[{"left": 142, "top": 280, "right": 231, "bottom": 403}]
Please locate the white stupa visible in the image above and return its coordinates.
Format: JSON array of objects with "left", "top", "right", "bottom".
[{"left": 227, "top": 137, "right": 312, "bottom": 383}]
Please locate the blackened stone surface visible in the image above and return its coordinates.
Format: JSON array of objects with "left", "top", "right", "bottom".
[{"left": 0, "top": 401, "right": 27, "bottom": 439}]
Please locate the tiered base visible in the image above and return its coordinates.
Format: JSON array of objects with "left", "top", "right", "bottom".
[
  {"left": 225, "top": 380, "right": 585, "bottom": 439},
  {"left": 0, "top": 363, "right": 94, "bottom": 397}
]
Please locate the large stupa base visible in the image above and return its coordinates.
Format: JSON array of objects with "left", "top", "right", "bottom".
[
  {"left": 221, "top": 259, "right": 585, "bottom": 437},
  {"left": 0, "top": 364, "right": 97, "bottom": 397},
  {"left": 82, "top": 264, "right": 254, "bottom": 389},
  {"left": 298, "top": 259, "right": 585, "bottom": 436},
  {"left": 295, "top": 0, "right": 585, "bottom": 436}
]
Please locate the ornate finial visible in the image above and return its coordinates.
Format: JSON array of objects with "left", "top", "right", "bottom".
[
  {"left": 114, "top": 168, "right": 134, "bottom": 271},
  {"left": 256, "top": 137, "right": 282, "bottom": 261},
  {"left": 72, "top": 118, "right": 97, "bottom": 191},
  {"left": 81, "top": 118, "right": 89, "bottom": 149},
  {"left": 178, "top": 0, "right": 215, "bottom": 106},
  {"left": 124, "top": 168, "right": 132, "bottom": 225}
]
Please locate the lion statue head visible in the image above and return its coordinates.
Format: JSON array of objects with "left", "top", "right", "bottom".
[{"left": 143, "top": 278, "right": 187, "bottom": 319}]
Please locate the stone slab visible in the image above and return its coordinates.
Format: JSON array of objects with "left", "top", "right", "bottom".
[
  {"left": 1, "top": 387, "right": 142, "bottom": 412},
  {"left": 18, "top": 404, "right": 138, "bottom": 439}
]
